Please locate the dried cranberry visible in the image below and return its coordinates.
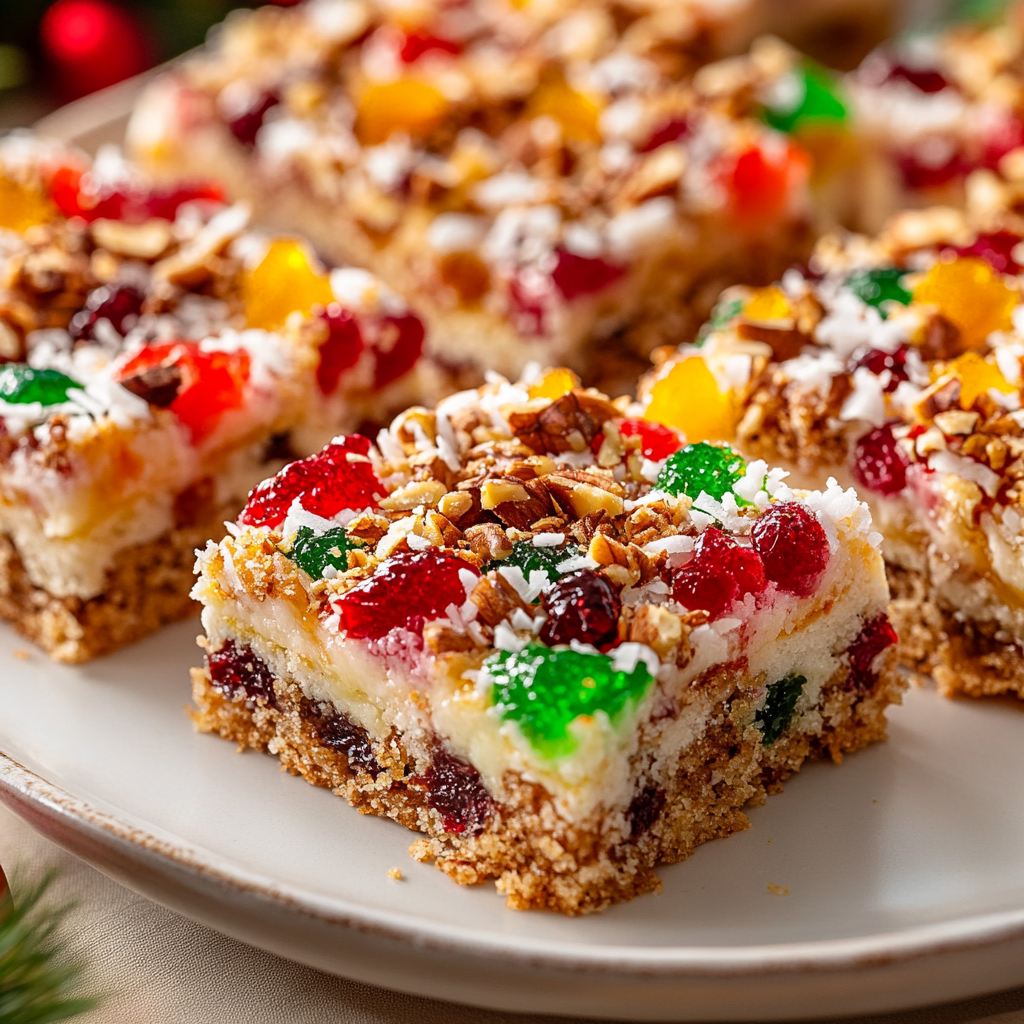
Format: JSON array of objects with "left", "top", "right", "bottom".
[
  {"left": 421, "top": 745, "right": 491, "bottom": 834},
  {"left": 370, "top": 312, "right": 425, "bottom": 389},
  {"left": 846, "top": 614, "right": 898, "bottom": 692},
  {"left": 949, "top": 231, "right": 1023, "bottom": 275},
  {"left": 885, "top": 63, "right": 951, "bottom": 94},
  {"left": 311, "top": 704, "right": 379, "bottom": 777},
  {"left": 208, "top": 641, "right": 276, "bottom": 705},
  {"left": 333, "top": 549, "right": 478, "bottom": 640},
  {"left": 852, "top": 425, "right": 909, "bottom": 496},
  {"left": 640, "top": 116, "right": 691, "bottom": 153},
  {"left": 225, "top": 91, "right": 279, "bottom": 147},
  {"left": 239, "top": 435, "right": 382, "bottom": 529},
  {"left": 316, "top": 306, "right": 364, "bottom": 394},
  {"left": 897, "top": 150, "right": 965, "bottom": 190},
  {"left": 750, "top": 502, "right": 830, "bottom": 597},
  {"left": 672, "top": 527, "right": 768, "bottom": 621},
  {"left": 398, "top": 31, "right": 462, "bottom": 64},
  {"left": 855, "top": 345, "right": 909, "bottom": 393},
  {"left": 539, "top": 569, "right": 622, "bottom": 648},
  {"left": 69, "top": 284, "right": 144, "bottom": 342},
  {"left": 551, "top": 248, "right": 625, "bottom": 302},
  {"left": 627, "top": 784, "right": 666, "bottom": 838}
]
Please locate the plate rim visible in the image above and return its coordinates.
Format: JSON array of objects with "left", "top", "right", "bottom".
[{"left": 4, "top": 749, "right": 1024, "bottom": 979}]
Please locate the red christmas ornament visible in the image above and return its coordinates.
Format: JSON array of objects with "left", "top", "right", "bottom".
[{"left": 41, "top": 0, "right": 153, "bottom": 100}]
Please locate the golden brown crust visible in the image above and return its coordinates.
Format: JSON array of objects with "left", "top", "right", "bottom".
[{"left": 191, "top": 652, "right": 903, "bottom": 915}]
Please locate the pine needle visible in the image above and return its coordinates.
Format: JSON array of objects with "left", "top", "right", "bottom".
[{"left": 0, "top": 870, "right": 100, "bottom": 1024}]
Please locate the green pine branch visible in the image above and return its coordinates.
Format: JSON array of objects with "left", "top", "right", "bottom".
[{"left": 0, "top": 870, "right": 100, "bottom": 1024}]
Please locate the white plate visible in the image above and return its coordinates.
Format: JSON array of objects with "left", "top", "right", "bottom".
[{"left": 2, "top": 619, "right": 1024, "bottom": 1021}]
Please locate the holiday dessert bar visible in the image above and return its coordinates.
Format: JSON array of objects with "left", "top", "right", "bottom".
[
  {"left": 191, "top": 368, "right": 902, "bottom": 913},
  {"left": 641, "top": 197, "right": 1024, "bottom": 700},
  {"left": 129, "top": 0, "right": 824, "bottom": 387},
  {"left": 0, "top": 133, "right": 431, "bottom": 661}
]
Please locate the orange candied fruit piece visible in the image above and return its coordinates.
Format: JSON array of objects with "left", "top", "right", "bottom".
[
  {"left": 528, "top": 367, "right": 580, "bottom": 401},
  {"left": 742, "top": 286, "right": 792, "bottom": 323},
  {"left": 643, "top": 356, "right": 736, "bottom": 443},
  {"left": 720, "top": 139, "right": 811, "bottom": 226},
  {"left": 243, "top": 239, "right": 334, "bottom": 331},
  {"left": 912, "top": 257, "right": 1017, "bottom": 351},
  {"left": 527, "top": 79, "right": 602, "bottom": 143},
  {"left": 355, "top": 80, "right": 450, "bottom": 146},
  {"left": 947, "top": 351, "right": 1015, "bottom": 409},
  {"left": 0, "top": 174, "right": 56, "bottom": 232}
]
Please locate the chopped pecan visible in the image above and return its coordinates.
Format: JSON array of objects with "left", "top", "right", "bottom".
[
  {"left": 628, "top": 604, "right": 686, "bottom": 661},
  {"left": 344, "top": 510, "right": 392, "bottom": 545},
  {"left": 463, "top": 523, "right": 513, "bottom": 560},
  {"left": 492, "top": 477, "right": 554, "bottom": 529},
  {"left": 735, "top": 322, "right": 805, "bottom": 362},
  {"left": 545, "top": 472, "right": 624, "bottom": 518},
  {"left": 120, "top": 363, "right": 182, "bottom": 408},
  {"left": 438, "top": 491, "right": 474, "bottom": 522},
  {"left": 507, "top": 390, "right": 614, "bottom": 454},
  {"left": 469, "top": 572, "right": 530, "bottom": 627},
  {"left": 379, "top": 479, "right": 447, "bottom": 511},
  {"left": 919, "top": 314, "right": 964, "bottom": 361},
  {"left": 423, "top": 622, "right": 478, "bottom": 654}
]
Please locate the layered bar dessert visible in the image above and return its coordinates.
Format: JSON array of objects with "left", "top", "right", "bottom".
[
  {"left": 191, "top": 369, "right": 902, "bottom": 913},
  {"left": 0, "top": 133, "right": 432, "bottom": 661},
  {"left": 640, "top": 199, "right": 1024, "bottom": 699},
  {"left": 129, "top": 0, "right": 825, "bottom": 387}
]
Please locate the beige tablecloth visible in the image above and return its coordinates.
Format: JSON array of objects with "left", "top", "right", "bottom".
[{"left": 2, "top": 804, "right": 1023, "bottom": 1024}]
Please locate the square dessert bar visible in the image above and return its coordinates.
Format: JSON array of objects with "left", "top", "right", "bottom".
[
  {"left": 0, "top": 133, "right": 434, "bottom": 662},
  {"left": 129, "top": 0, "right": 822, "bottom": 387},
  {"left": 191, "top": 368, "right": 902, "bottom": 913},
  {"left": 640, "top": 198, "right": 1024, "bottom": 700}
]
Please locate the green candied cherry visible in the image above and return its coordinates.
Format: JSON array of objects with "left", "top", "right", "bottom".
[
  {"left": 757, "top": 673, "right": 806, "bottom": 745},
  {"left": 486, "top": 643, "right": 654, "bottom": 759},
  {"left": 656, "top": 441, "right": 749, "bottom": 503},
  {"left": 286, "top": 526, "right": 360, "bottom": 579},
  {"left": 484, "top": 540, "right": 569, "bottom": 582},
  {"left": 0, "top": 364, "right": 83, "bottom": 406},
  {"left": 763, "top": 62, "right": 848, "bottom": 135},
  {"left": 846, "top": 267, "right": 912, "bottom": 318}
]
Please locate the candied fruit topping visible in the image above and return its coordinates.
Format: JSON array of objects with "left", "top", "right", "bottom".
[
  {"left": 750, "top": 503, "right": 830, "bottom": 597},
  {"left": 486, "top": 643, "right": 654, "bottom": 760},
  {"left": 656, "top": 441, "right": 747, "bottom": 502},
  {"left": 225, "top": 90, "right": 280, "bottom": 147},
  {"left": 527, "top": 79, "right": 602, "bottom": 143},
  {"left": 421, "top": 745, "right": 492, "bottom": 835},
  {"left": 851, "top": 425, "right": 909, "bottom": 496},
  {"left": 333, "top": 549, "right": 478, "bottom": 640},
  {"left": 856, "top": 345, "right": 909, "bottom": 392},
  {"left": 243, "top": 238, "right": 334, "bottom": 331},
  {"left": 763, "top": 63, "right": 848, "bottom": 135},
  {"left": 592, "top": 418, "right": 681, "bottom": 462},
  {"left": 398, "top": 31, "right": 463, "bottom": 64},
  {"left": 287, "top": 526, "right": 359, "bottom": 579},
  {"left": 644, "top": 357, "right": 736, "bottom": 443},
  {"left": 528, "top": 368, "right": 579, "bottom": 401},
  {"left": 208, "top": 641, "right": 276, "bottom": 705},
  {"left": 757, "top": 673, "right": 806, "bottom": 745},
  {"left": 912, "top": 257, "right": 1016, "bottom": 350},
  {"left": 240, "top": 434, "right": 381, "bottom": 529},
  {"left": 0, "top": 364, "right": 82, "bottom": 406},
  {"left": 718, "top": 140, "right": 811, "bottom": 225},
  {"left": 371, "top": 313, "right": 426, "bottom": 389},
  {"left": 743, "top": 286, "right": 792, "bottom": 323},
  {"left": 551, "top": 249, "right": 625, "bottom": 300},
  {"left": 672, "top": 527, "right": 768, "bottom": 621},
  {"left": 948, "top": 351, "right": 1015, "bottom": 409},
  {"left": 114, "top": 341, "right": 250, "bottom": 443},
  {"left": 884, "top": 62, "right": 951, "bottom": 94},
  {"left": 846, "top": 614, "right": 898, "bottom": 692},
  {"left": 69, "top": 284, "right": 144, "bottom": 342},
  {"left": 539, "top": 569, "right": 622, "bottom": 648},
  {"left": 949, "top": 231, "right": 1023, "bottom": 275},
  {"left": 640, "top": 115, "right": 690, "bottom": 153},
  {"left": 356, "top": 79, "right": 449, "bottom": 146},
  {"left": 484, "top": 540, "right": 568, "bottom": 585},
  {"left": 0, "top": 174, "right": 56, "bottom": 232},
  {"left": 847, "top": 267, "right": 911, "bottom": 316},
  {"left": 315, "top": 306, "right": 364, "bottom": 395}
]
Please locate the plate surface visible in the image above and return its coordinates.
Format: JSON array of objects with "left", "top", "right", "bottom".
[{"left": 1, "top": 619, "right": 1024, "bottom": 1021}]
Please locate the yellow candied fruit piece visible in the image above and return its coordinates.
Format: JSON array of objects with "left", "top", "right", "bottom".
[
  {"left": 742, "top": 286, "right": 792, "bottom": 323},
  {"left": 947, "top": 351, "right": 1015, "bottom": 409},
  {"left": 528, "top": 367, "right": 580, "bottom": 401},
  {"left": 356, "top": 80, "right": 450, "bottom": 146},
  {"left": 643, "top": 356, "right": 736, "bottom": 443},
  {"left": 0, "top": 174, "right": 56, "bottom": 233},
  {"left": 527, "top": 79, "right": 602, "bottom": 143},
  {"left": 912, "top": 257, "right": 1017, "bottom": 350},
  {"left": 243, "top": 238, "right": 334, "bottom": 331}
]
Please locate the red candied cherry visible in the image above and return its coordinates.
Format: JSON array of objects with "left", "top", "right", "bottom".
[
  {"left": 208, "top": 640, "right": 276, "bottom": 704},
  {"left": 333, "top": 549, "right": 479, "bottom": 640},
  {"left": 846, "top": 614, "right": 898, "bottom": 692},
  {"left": 717, "top": 141, "right": 811, "bottom": 225},
  {"left": 69, "top": 284, "right": 144, "bottom": 342},
  {"left": 551, "top": 248, "right": 626, "bottom": 301},
  {"left": 982, "top": 113, "right": 1024, "bottom": 171},
  {"left": 115, "top": 340, "right": 250, "bottom": 443},
  {"left": 591, "top": 418, "right": 682, "bottom": 462},
  {"left": 225, "top": 90, "right": 280, "bottom": 147},
  {"left": 948, "top": 231, "right": 1024, "bottom": 275},
  {"left": 885, "top": 63, "right": 951, "bottom": 94},
  {"left": 316, "top": 305, "right": 365, "bottom": 395},
  {"left": 240, "top": 434, "right": 382, "bottom": 529},
  {"left": 672, "top": 527, "right": 768, "bottom": 621},
  {"left": 640, "top": 116, "right": 691, "bottom": 153},
  {"left": 750, "top": 502, "right": 830, "bottom": 597},
  {"left": 897, "top": 149, "right": 964, "bottom": 190},
  {"left": 369, "top": 312, "right": 425, "bottom": 389},
  {"left": 852, "top": 425, "right": 909, "bottom": 496},
  {"left": 855, "top": 345, "right": 909, "bottom": 393},
  {"left": 539, "top": 569, "right": 622, "bottom": 648},
  {"left": 398, "top": 30, "right": 462, "bottom": 64}
]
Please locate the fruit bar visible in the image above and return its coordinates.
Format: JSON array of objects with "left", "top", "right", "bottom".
[
  {"left": 0, "top": 133, "right": 432, "bottom": 662},
  {"left": 640, "top": 199, "right": 1024, "bottom": 700},
  {"left": 129, "top": 0, "right": 821, "bottom": 387},
  {"left": 191, "top": 368, "right": 902, "bottom": 913}
]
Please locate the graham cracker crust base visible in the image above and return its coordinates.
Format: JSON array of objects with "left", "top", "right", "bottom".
[
  {"left": 0, "top": 508, "right": 231, "bottom": 663},
  {"left": 191, "top": 652, "right": 903, "bottom": 915},
  {"left": 888, "top": 565, "right": 1024, "bottom": 700}
]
